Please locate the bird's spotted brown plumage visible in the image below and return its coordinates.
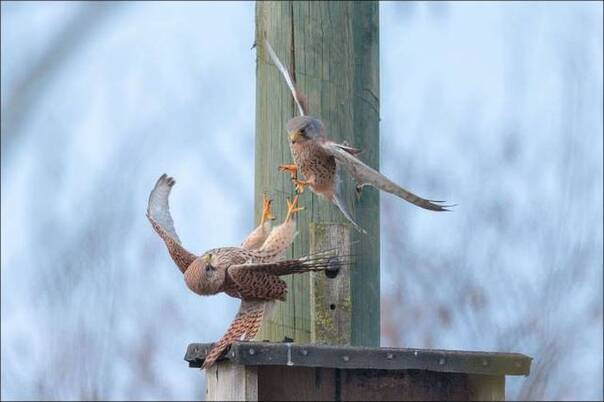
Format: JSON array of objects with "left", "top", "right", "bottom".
[
  {"left": 290, "top": 137, "right": 337, "bottom": 197},
  {"left": 147, "top": 175, "right": 344, "bottom": 369},
  {"left": 228, "top": 266, "right": 287, "bottom": 301},
  {"left": 266, "top": 40, "right": 454, "bottom": 232}
]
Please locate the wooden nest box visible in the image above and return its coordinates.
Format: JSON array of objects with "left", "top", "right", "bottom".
[{"left": 185, "top": 342, "right": 531, "bottom": 401}]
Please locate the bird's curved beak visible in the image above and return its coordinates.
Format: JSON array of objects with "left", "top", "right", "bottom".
[{"left": 288, "top": 131, "right": 302, "bottom": 143}]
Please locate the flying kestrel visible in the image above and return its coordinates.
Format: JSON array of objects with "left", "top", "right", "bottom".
[
  {"left": 265, "top": 40, "right": 453, "bottom": 232},
  {"left": 146, "top": 174, "right": 343, "bottom": 369}
]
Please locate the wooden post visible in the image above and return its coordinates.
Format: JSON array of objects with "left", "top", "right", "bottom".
[
  {"left": 205, "top": 363, "right": 258, "bottom": 401},
  {"left": 254, "top": 1, "right": 380, "bottom": 346},
  {"left": 309, "top": 223, "right": 352, "bottom": 344}
]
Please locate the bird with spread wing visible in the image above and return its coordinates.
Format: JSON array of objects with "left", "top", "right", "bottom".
[
  {"left": 265, "top": 40, "right": 453, "bottom": 232},
  {"left": 146, "top": 174, "right": 344, "bottom": 369}
]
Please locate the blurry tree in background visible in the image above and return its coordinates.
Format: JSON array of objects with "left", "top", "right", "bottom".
[
  {"left": 1, "top": 2, "right": 602, "bottom": 401},
  {"left": 379, "top": 3, "right": 603, "bottom": 400}
]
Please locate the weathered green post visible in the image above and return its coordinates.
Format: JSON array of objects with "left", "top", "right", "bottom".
[{"left": 254, "top": 0, "right": 380, "bottom": 347}]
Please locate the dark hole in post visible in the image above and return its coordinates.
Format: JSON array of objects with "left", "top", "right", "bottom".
[
  {"left": 330, "top": 304, "right": 336, "bottom": 310},
  {"left": 325, "top": 256, "right": 339, "bottom": 279}
]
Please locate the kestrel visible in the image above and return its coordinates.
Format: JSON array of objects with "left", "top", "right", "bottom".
[
  {"left": 146, "top": 174, "right": 343, "bottom": 369},
  {"left": 265, "top": 40, "right": 453, "bottom": 232}
]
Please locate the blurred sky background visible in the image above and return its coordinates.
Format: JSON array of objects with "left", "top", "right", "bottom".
[{"left": 1, "top": 1, "right": 602, "bottom": 400}]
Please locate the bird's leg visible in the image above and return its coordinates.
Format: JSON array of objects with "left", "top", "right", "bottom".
[
  {"left": 278, "top": 164, "right": 309, "bottom": 193},
  {"left": 278, "top": 164, "right": 308, "bottom": 193},
  {"left": 278, "top": 164, "right": 298, "bottom": 180},
  {"left": 260, "top": 194, "right": 275, "bottom": 225},
  {"left": 285, "top": 195, "right": 304, "bottom": 222}
]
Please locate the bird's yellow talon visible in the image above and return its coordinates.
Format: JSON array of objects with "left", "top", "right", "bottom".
[
  {"left": 260, "top": 194, "right": 275, "bottom": 225},
  {"left": 285, "top": 195, "right": 304, "bottom": 221},
  {"left": 279, "top": 164, "right": 298, "bottom": 180},
  {"left": 279, "top": 164, "right": 308, "bottom": 193},
  {"left": 292, "top": 178, "right": 308, "bottom": 194}
]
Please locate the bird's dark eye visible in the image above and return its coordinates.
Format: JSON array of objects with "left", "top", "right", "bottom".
[{"left": 205, "top": 264, "right": 215, "bottom": 273}]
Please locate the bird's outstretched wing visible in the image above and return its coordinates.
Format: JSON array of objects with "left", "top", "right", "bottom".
[
  {"left": 146, "top": 174, "right": 197, "bottom": 273},
  {"left": 320, "top": 142, "right": 453, "bottom": 212},
  {"left": 202, "top": 300, "right": 267, "bottom": 369},
  {"left": 264, "top": 39, "right": 307, "bottom": 116},
  {"left": 227, "top": 253, "right": 347, "bottom": 301},
  {"left": 265, "top": 40, "right": 451, "bottom": 213},
  {"left": 230, "top": 253, "right": 346, "bottom": 280}
]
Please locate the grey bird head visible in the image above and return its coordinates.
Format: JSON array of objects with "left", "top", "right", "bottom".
[{"left": 286, "top": 116, "right": 325, "bottom": 144}]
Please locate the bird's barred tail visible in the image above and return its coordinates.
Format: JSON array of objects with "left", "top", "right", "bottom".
[
  {"left": 202, "top": 301, "right": 266, "bottom": 370},
  {"left": 266, "top": 251, "right": 352, "bottom": 278}
]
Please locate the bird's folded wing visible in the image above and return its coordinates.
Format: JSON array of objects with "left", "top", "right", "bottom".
[
  {"left": 202, "top": 300, "right": 266, "bottom": 369},
  {"left": 320, "top": 142, "right": 453, "bottom": 212},
  {"left": 146, "top": 174, "right": 197, "bottom": 272}
]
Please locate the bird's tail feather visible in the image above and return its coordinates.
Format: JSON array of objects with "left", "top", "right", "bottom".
[
  {"left": 332, "top": 192, "right": 366, "bottom": 234},
  {"left": 202, "top": 301, "right": 265, "bottom": 369},
  {"left": 332, "top": 167, "right": 366, "bottom": 233},
  {"left": 280, "top": 253, "right": 353, "bottom": 275}
]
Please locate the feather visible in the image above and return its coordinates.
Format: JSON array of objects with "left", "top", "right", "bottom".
[
  {"left": 257, "top": 218, "right": 297, "bottom": 260},
  {"left": 147, "top": 174, "right": 182, "bottom": 242},
  {"left": 202, "top": 300, "right": 266, "bottom": 369},
  {"left": 337, "top": 142, "right": 362, "bottom": 155},
  {"left": 229, "top": 254, "right": 349, "bottom": 278},
  {"left": 264, "top": 39, "right": 306, "bottom": 116},
  {"left": 333, "top": 164, "right": 366, "bottom": 233},
  {"left": 240, "top": 221, "right": 272, "bottom": 250},
  {"left": 321, "top": 142, "right": 454, "bottom": 212},
  {"left": 227, "top": 264, "right": 288, "bottom": 301},
  {"left": 146, "top": 174, "right": 197, "bottom": 273}
]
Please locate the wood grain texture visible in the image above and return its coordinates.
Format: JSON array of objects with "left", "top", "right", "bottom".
[
  {"left": 337, "top": 369, "right": 484, "bottom": 402},
  {"left": 467, "top": 374, "right": 505, "bottom": 401},
  {"left": 254, "top": 0, "right": 380, "bottom": 346},
  {"left": 310, "top": 223, "right": 352, "bottom": 344},
  {"left": 205, "top": 362, "right": 506, "bottom": 401},
  {"left": 258, "top": 366, "right": 336, "bottom": 401},
  {"left": 205, "top": 361, "right": 258, "bottom": 401}
]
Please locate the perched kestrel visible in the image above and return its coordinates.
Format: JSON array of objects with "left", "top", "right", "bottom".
[
  {"left": 265, "top": 40, "right": 453, "bottom": 232},
  {"left": 146, "top": 174, "right": 343, "bottom": 369}
]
